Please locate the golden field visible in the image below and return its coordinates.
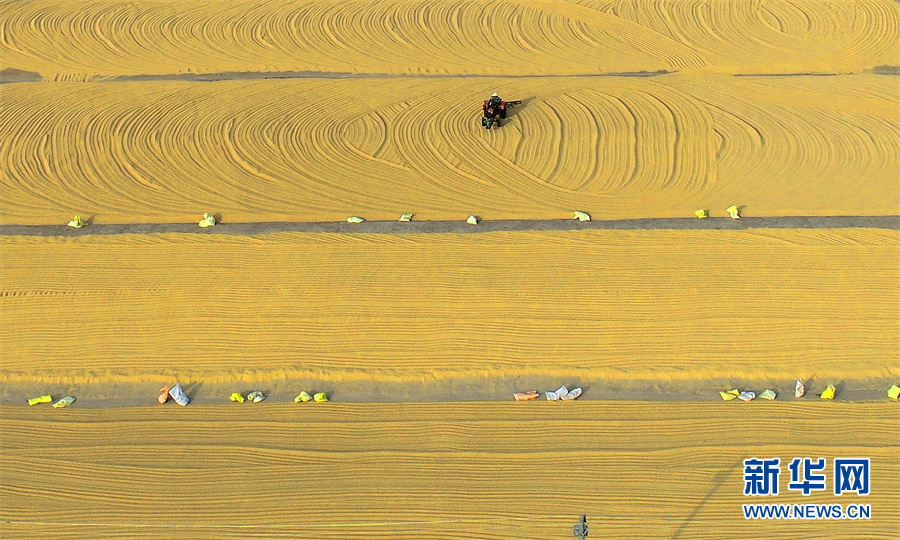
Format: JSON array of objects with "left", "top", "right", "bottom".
[
  {"left": 2, "top": 0, "right": 899, "bottom": 536},
  {"left": 2, "top": 403, "right": 898, "bottom": 538},
  {"left": 2, "top": 0, "right": 898, "bottom": 79},
  {"left": 2, "top": 229, "right": 897, "bottom": 386},
  {"left": 2, "top": 73, "right": 898, "bottom": 225}
]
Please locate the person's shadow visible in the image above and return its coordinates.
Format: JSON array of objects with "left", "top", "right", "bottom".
[{"left": 671, "top": 464, "right": 736, "bottom": 539}]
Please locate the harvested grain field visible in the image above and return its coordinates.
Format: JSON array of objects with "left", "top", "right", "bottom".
[
  {"left": 2, "top": 229, "right": 897, "bottom": 392},
  {"left": 3, "top": 0, "right": 897, "bottom": 79},
  {"left": 2, "top": 73, "right": 899, "bottom": 225},
  {"left": 2, "top": 403, "right": 898, "bottom": 538},
  {"left": 2, "top": 0, "right": 899, "bottom": 536}
]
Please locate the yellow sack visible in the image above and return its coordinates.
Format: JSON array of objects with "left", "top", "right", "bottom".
[
  {"left": 398, "top": 213, "right": 413, "bottom": 222},
  {"left": 294, "top": 391, "right": 312, "bottom": 403},
  {"left": 313, "top": 392, "right": 328, "bottom": 403},
  {"left": 694, "top": 209, "right": 708, "bottom": 219},
  {"left": 759, "top": 389, "right": 777, "bottom": 400},
  {"left": 719, "top": 389, "right": 740, "bottom": 401},
  {"left": 346, "top": 216, "right": 365, "bottom": 223},
  {"left": 466, "top": 215, "right": 479, "bottom": 225},
  {"left": 229, "top": 392, "right": 245, "bottom": 403},
  {"left": 573, "top": 210, "right": 591, "bottom": 222},
  {"left": 199, "top": 213, "right": 216, "bottom": 228},
  {"left": 820, "top": 384, "right": 836, "bottom": 400},
  {"left": 726, "top": 205, "right": 741, "bottom": 219},
  {"left": 28, "top": 395, "right": 52, "bottom": 406},
  {"left": 886, "top": 384, "right": 899, "bottom": 400},
  {"left": 67, "top": 215, "right": 84, "bottom": 228}
]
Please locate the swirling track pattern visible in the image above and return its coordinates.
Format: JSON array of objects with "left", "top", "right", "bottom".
[
  {"left": 2, "top": 0, "right": 897, "bottom": 79},
  {"left": 2, "top": 403, "right": 898, "bottom": 538},
  {"left": 2, "top": 74, "right": 898, "bottom": 225},
  {"left": 2, "top": 229, "right": 897, "bottom": 384},
  {"left": 575, "top": 0, "right": 900, "bottom": 74},
  {"left": 0, "top": 0, "right": 690, "bottom": 79}
]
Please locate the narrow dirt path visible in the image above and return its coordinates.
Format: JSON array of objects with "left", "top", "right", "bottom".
[{"left": 2, "top": 216, "right": 897, "bottom": 237}]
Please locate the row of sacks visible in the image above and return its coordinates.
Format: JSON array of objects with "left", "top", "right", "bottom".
[
  {"left": 514, "top": 385, "right": 582, "bottom": 401},
  {"left": 721, "top": 378, "right": 808, "bottom": 401},
  {"left": 695, "top": 205, "right": 743, "bottom": 219},
  {"left": 228, "top": 391, "right": 328, "bottom": 403},
  {"left": 349, "top": 211, "right": 596, "bottom": 225},
  {"left": 721, "top": 379, "right": 900, "bottom": 401},
  {"left": 230, "top": 391, "right": 266, "bottom": 403},
  {"left": 22, "top": 382, "right": 900, "bottom": 407},
  {"left": 158, "top": 384, "right": 190, "bottom": 405},
  {"left": 66, "top": 211, "right": 598, "bottom": 229},
  {"left": 66, "top": 212, "right": 220, "bottom": 229},
  {"left": 27, "top": 395, "right": 75, "bottom": 408},
  {"left": 66, "top": 207, "right": 752, "bottom": 230},
  {"left": 195, "top": 211, "right": 596, "bottom": 227},
  {"left": 513, "top": 380, "right": 900, "bottom": 403},
  {"left": 720, "top": 388, "right": 778, "bottom": 401}
]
